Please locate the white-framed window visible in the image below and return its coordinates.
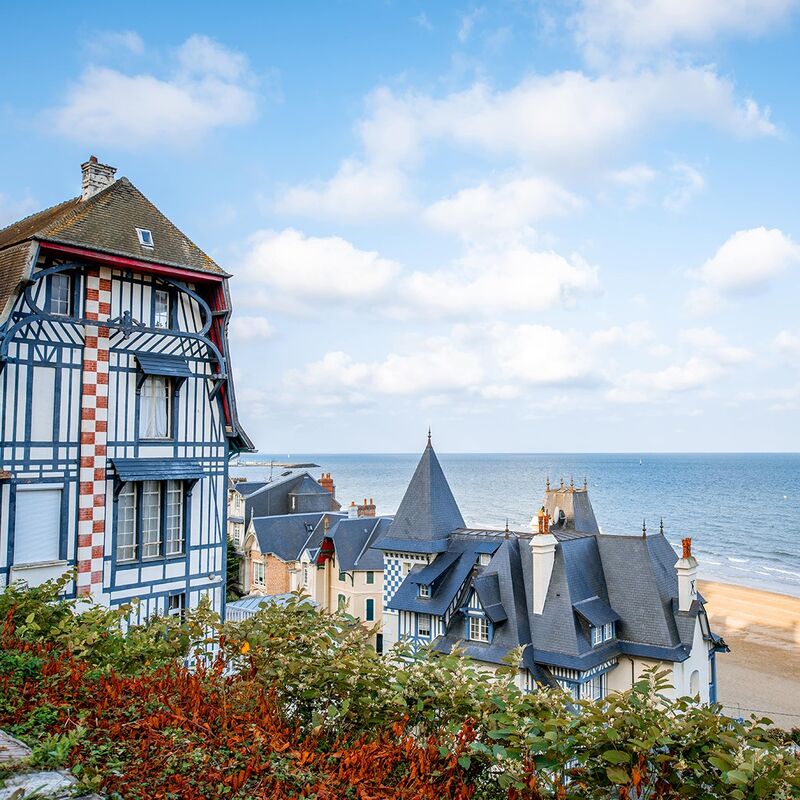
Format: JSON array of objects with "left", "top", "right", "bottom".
[
  {"left": 136, "top": 228, "right": 154, "bottom": 247},
  {"left": 469, "top": 615, "right": 489, "bottom": 643},
  {"left": 49, "top": 273, "right": 71, "bottom": 316},
  {"left": 141, "top": 480, "right": 162, "bottom": 559},
  {"left": 478, "top": 553, "right": 491, "bottom": 566},
  {"left": 418, "top": 583, "right": 430, "bottom": 598},
  {"left": 168, "top": 593, "right": 185, "bottom": 620},
  {"left": 583, "top": 673, "right": 606, "bottom": 701},
  {"left": 154, "top": 289, "right": 170, "bottom": 328},
  {"left": 591, "top": 626, "right": 603, "bottom": 646},
  {"left": 140, "top": 376, "right": 171, "bottom": 439},
  {"left": 417, "top": 613, "right": 431, "bottom": 637},
  {"left": 165, "top": 481, "right": 184, "bottom": 556},
  {"left": 253, "top": 561, "right": 265, "bottom": 586},
  {"left": 117, "top": 483, "right": 137, "bottom": 562},
  {"left": 13, "top": 486, "right": 62, "bottom": 565},
  {"left": 303, "top": 564, "right": 309, "bottom": 586},
  {"left": 603, "top": 622, "right": 615, "bottom": 641},
  {"left": 116, "top": 481, "right": 185, "bottom": 562}
]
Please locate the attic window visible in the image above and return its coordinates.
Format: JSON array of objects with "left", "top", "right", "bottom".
[
  {"left": 418, "top": 584, "right": 430, "bottom": 598},
  {"left": 478, "top": 553, "right": 491, "bottom": 566},
  {"left": 136, "top": 228, "right": 154, "bottom": 248},
  {"left": 304, "top": 523, "right": 314, "bottom": 533}
]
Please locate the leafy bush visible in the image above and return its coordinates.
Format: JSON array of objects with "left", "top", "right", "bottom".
[{"left": 1, "top": 576, "right": 799, "bottom": 799}]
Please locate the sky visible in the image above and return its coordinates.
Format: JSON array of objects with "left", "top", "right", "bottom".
[{"left": 2, "top": 1, "right": 800, "bottom": 453}]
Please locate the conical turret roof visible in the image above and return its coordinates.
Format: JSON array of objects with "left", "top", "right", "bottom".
[{"left": 386, "top": 437, "right": 465, "bottom": 545}]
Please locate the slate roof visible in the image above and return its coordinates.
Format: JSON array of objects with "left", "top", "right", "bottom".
[
  {"left": 329, "top": 516, "right": 391, "bottom": 572},
  {"left": 0, "top": 179, "right": 225, "bottom": 276},
  {"left": 545, "top": 485, "right": 600, "bottom": 534},
  {"left": 376, "top": 440, "right": 464, "bottom": 549},
  {"left": 242, "top": 472, "right": 341, "bottom": 518},
  {"left": 249, "top": 512, "right": 345, "bottom": 562},
  {"left": 390, "top": 443, "right": 724, "bottom": 674}
]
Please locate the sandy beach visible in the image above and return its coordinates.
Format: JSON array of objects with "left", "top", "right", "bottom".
[{"left": 700, "top": 580, "right": 800, "bottom": 730}]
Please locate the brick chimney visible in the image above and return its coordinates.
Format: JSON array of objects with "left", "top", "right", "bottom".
[
  {"left": 676, "top": 537, "right": 698, "bottom": 612},
  {"left": 81, "top": 156, "right": 117, "bottom": 201},
  {"left": 357, "top": 498, "right": 376, "bottom": 518},
  {"left": 319, "top": 472, "right": 335, "bottom": 497}
]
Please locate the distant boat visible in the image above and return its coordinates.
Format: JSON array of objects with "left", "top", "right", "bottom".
[{"left": 639, "top": 458, "right": 643, "bottom": 465}]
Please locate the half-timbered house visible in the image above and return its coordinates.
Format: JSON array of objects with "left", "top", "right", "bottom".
[{"left": 0, "top": 157, "right": 252, "bottom": 620}]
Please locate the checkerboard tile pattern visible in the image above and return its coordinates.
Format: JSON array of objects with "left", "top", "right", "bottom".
[
  {"left": 76, "top": 268, "right": 111, "bottom": 597},
  {"left": 383, "top": 556, "right": 404, "bottom": 606}
]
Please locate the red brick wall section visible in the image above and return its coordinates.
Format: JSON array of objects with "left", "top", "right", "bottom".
[{"left": 76, "top": 268, "right": 111, "bottom": 597}]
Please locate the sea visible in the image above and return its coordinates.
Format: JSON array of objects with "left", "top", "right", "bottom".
[{"left": 231, "top": 453, "right": 800, "bottom": 598}]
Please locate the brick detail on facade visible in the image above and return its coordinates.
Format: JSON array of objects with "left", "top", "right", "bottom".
[
  {"left": 252, "top": 554, "right": 292, "bottom": 595},
  {"left": 76, "top": 268, "right": 111, "bottom": 597}
]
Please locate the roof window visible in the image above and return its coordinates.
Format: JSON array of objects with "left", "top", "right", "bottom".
[{"left": 136, "top": 228, "right": 154, "bottom": 248}]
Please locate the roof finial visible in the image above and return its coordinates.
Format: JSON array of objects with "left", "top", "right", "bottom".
[
  {"left": 583, "top": 476, "right": 588, "bottom": 490},
  {"left": 642, "top": 518, "right": 647, "bottom": 537},
  {"left": 504, "top": 519, "right": 510, "bottom": 539},
  {"left": 569, "top": 476, "right": 574, "bottom": 490},
  {"left": 546, "top": 475, "right": 550, "bottom": 491},
  {"left": 427, "top": 427, "right": 432, "bottom": 447},
  {"left": 560, "top": 477, "right": 564, "bottom": 489},
  {"left": 660, "top": 517, "right": 664, "bottom": 535}
]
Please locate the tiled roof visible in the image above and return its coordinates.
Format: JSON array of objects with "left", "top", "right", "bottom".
[
  {"left": 0, "top": 179, "right": 225, "bottom": 277},
  {"left": 0, "top": 242, "right": 35, "bottom": 322}
]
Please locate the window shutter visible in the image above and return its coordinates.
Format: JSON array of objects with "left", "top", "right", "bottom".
[{"left": 14, "top": 488, "right": 62, "bottom": 564}]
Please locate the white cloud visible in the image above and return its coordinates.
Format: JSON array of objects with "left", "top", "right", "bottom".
[
  {"left": 774, "top": 330, "right": 800, "bottom": 357},
  {"left": 610, "top": 163, "right": 657, "bottom": 206},
  {"left": 357, "top": 67, "right": 774, "bottom": 173},
  {"left": 277, "top": 160, "right": 412, "bottom": 222},
  {"left": 459, "top": 7, "right": 487, "bottom": 42},
  {"left": 413, "top": 12, "right": 433, "bottom": 31},
  {"left": 86, "top": 30, "right": 144, "bottom": 56},
  {"left": 590, "top": 321, "right": 653, "bottom": 348},
  {"left": 51, "top": 35, "right": 256, "bottom": 148},
  {"left": 607, "top": 356, "right": 727, "bottom": 403},
  {"left": 403, "top": 244, "right": 599, "bottom": 317},
  {"left": 230, "top": 315, "right": 275, "bottom": 340},
  {"left": 575, "top": 0, "right": 798, "bottom": 65},
  {"left": 237, "top": 228, "right": 400, "bottom": 312},
  {"left": 424, "top": 176, "right": 582, "bottom": 240},
  {"left": 663, "top": 162, "right": 706, "bottom": 211},
  {"left": 285, "top": 341, "right": 484, "bottom": 399},
  {"left": 687, "top": 227, "right": 800, "bottom": 313},
  {"left": 680, "top": 326, "right": 753, "bottom": 363},
  {"left": 491, "top": 324, "right": 596, "bottom": 386},
  {"left": 282, "top": 321, "right": 598, "bottom": 406}
]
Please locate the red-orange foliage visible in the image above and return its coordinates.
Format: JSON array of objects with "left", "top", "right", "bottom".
[{"left": 0, "top": 632, "right": 477, "bottom": 800}]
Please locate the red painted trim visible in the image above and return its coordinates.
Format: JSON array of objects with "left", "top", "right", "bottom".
[{"left": 38, "top": 241, "right": 225, "bottom": 283}]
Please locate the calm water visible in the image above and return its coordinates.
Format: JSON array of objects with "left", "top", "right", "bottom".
[{"left": 232, "top": 453, "right": 800, "bottom": 598}]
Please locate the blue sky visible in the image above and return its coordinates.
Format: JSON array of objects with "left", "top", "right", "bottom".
[{"left": 2, "top": 1, "right": 800, "bottom": 453}]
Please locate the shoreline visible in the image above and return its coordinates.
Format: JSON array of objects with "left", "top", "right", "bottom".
[{"left": 699, "top": 580, "right": 800, "bottom": 729}]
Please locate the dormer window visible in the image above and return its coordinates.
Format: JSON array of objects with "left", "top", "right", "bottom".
[
  {"left": 418, "top": 584, "right": 430, "bottom": 598},
  {"left": 591, "top": 622, "right": 615, "bottom": 647},
  {"left": 469, "top": 616, "right": 490, "bottom": 643},
  {"left": 478, "top": 553, "right": 491, "bottom": 566},
  {"left": 136, "top": 228, "right": 154, "bottom": 247}
]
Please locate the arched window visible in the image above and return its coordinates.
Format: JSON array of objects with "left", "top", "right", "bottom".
[{"left": 690, "top": 669, "right": 700, "bottom": 696}]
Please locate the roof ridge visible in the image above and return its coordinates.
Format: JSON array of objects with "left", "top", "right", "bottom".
[{"left": 0, "top": 196, "right": 80, "bottom": 251}]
